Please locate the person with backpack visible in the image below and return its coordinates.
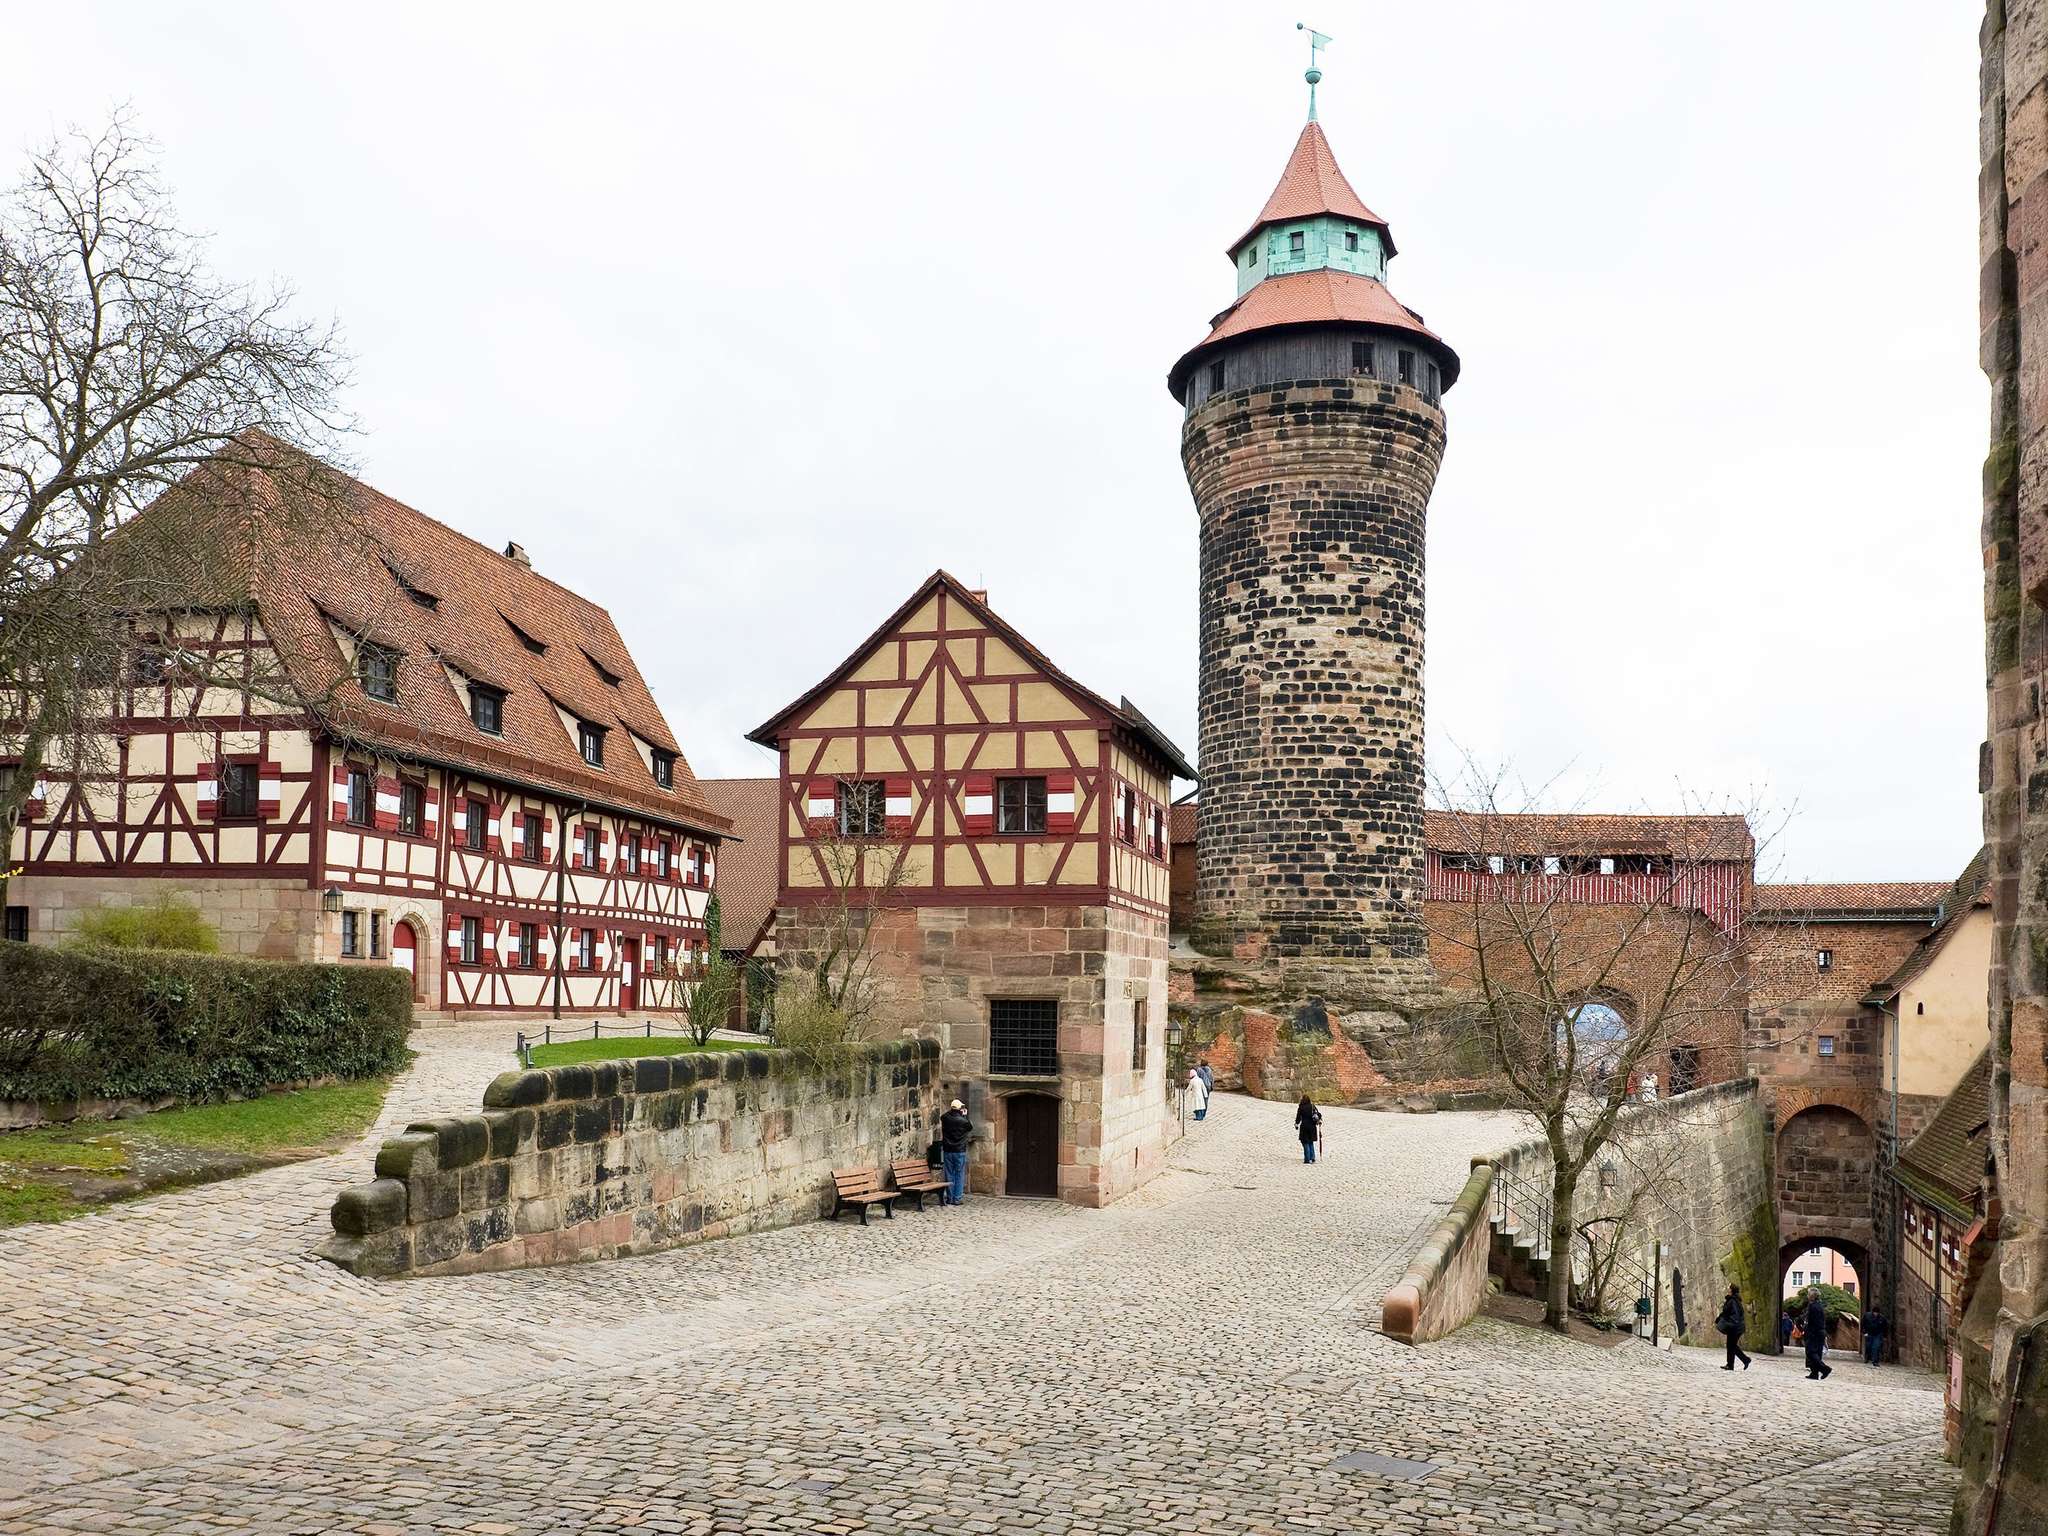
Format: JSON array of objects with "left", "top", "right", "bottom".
[
  {"left": 1294, "top": 1095, "right": 1323, "bottom": 1163},
  {"left": 1186, "top": 1068, "right": 1211, "bottom": 1122},
  {"left": 1716, "top": 1284, "right": 1752, "bottom": 1370},
  {"left": 938, "top": 1099, "right": 972, "bottom": 1206}
]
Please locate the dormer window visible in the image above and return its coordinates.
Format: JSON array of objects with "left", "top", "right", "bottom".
[
  {"left": 652, "top": 749, "right": 675, "bottom": 790},
  {"left": 1345, "top": 230, "right": 1359, "bottom": 252},
  {"left": 1288, "top": 230, "right": 1305, "bottom": 255},
  {"left": 583, "top": 650, "right": 622, "bottom": 688},
  {"left": 358, "top": 642, "right": 398, "bottom": 703},
  {"left": 470, "top": 684, "right": 505, "bottom": 735},
  {"left": 504, "top": 615, "right": 548, "bottom": 656},
  {"left": 382, "top": 560, "right": 438, "bottom": 611},
  {"left": 1243, "top": 248, "right": 1255, "bottom": 268},
  {"left": 578, "top": 721, "right": 606, "bottom": 766}
]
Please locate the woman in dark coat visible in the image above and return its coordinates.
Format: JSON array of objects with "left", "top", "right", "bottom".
[
  {"left": 1803, "top": 1290, "right": 1833, "bottom": 1380},
  {"left": 1294, "top": 1095, "right": 1322, "bottom": 1164},
  {"left": 1716, "top": 1285, "right": 1751, "bottom": 1370}
]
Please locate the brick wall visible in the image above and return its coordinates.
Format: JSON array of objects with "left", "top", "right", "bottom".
[
  {"left": 1182, "top": 373, "right": 1444, "bottom": 995},
  {"left": 1748, "top": 919, "right": 1924, "bottom": 1014},
  {"left": 320, "top": 1040, "right": 938, "bottom": 1278}
]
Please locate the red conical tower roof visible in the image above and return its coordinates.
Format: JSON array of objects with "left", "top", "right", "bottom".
[{"left": 1232, "top": 121, "right": 1394, "bottom": 256}]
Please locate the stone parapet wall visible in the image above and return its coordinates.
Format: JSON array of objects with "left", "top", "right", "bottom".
[
  {"left": 1382, "top": 1161, "right": 1494, "bottom": 1344},
  {"left": 319, "top": 1039, "right": 938, "bottom": 1278}
]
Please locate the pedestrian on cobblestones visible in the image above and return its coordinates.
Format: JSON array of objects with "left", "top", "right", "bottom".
[
  {"left": 1862, "top": 1305, "right": 1886, "bottom": 1367},
  {"left": 1803, "top": 1289, "right": 1832, "bottom": 1380},
  {"left": 1716, "top": 1285, "right": 1751, "bottom": 1371},
  {"left": 939, "top": 1099, "right": 972, "bottom": 1206},
  {"left": 1780, "top": 1308, "right": 1794, "bottom": 1350},
  {"left": 1188, "top": 1069, "right": 1211, "bottom": 1121},
  {"left": 1295, "top": 1095, "right": 1322, "bottom": 1163}
]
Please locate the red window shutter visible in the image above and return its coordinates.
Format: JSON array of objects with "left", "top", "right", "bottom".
[
  {"left": 963, "top": 772, "right": 994, "bottom": 836},
  {"left": 488, "top": 802, "right": 504, "bottom": 855},
  {"left": 196, "top": 760, "right": 220, "bottom": 821},
  {"left": 804, "top": 777, "right": 836, "bottom": 836},
  {"left": 1045, "top": 770, "right": 1075, "bottom": 834},
  {"left": 424, "top": 786, "right": 440, "bottom": 835},
  {"left": 447, "top": 917, "right": 464, "bottom": 960},
  {"left": 565, "top": 928, "right": 580, "bottom": 969},
  {"left": 331, "top": 763, "right": 350, "bottom": 819},
  {"left": 258, "top": 760, "right": 281, "bottom": 819},
  {"left": 885, "top": 776, "right": 912, "bottom": 837},
  {"left": 542, "top": 817, "right": 554, "bottom": 859},
  {"left": 374, "top": 776, "right": 399, "bottom": 832},
  {"left": 21, "top": 774, "right": 46, "bottom": 821},
  {"left": 599, "top": 828, "right": 612, "bottom": 871}
]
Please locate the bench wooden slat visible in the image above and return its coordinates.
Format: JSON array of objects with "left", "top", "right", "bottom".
[{"left": 830, "top": 1166, "right": 897, "bottom": 1226}]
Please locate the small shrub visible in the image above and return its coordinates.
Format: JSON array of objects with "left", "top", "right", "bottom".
[
  {"left": 0, "top": 944, "right": 411, "bottom": 1106},
  {"left": 67, "top": 893, "right": 219, "bottom": 953},
  {"left": 769, "top": 988, "right": 862, "bottom": 1071}
]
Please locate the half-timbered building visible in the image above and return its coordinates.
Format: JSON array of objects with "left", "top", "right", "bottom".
[
  {"left": 748, "top": 571, "right": 1194, "bottom": 1207},
  {"left": 2, "top": 442, "right": 728, "bottom": 1019}
]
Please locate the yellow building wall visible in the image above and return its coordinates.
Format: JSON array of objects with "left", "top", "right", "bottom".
[{"left": 1896, "top": 906, "right": 1993, "bottom": 1098}]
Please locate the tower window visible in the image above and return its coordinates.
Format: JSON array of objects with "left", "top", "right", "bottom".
[
  {"left": 1426, "top": 363, "right": 1440, "bottom": 402},
  {"left": 1208, "top": 361, "right": 1225, "bottom": 393},
  {"left": 1345, "top": 231, "right": 1359, "bottom": 252},
  {"left": 1289, "top": 230, "right": 1306, "bottom": 255},
  {"left": 470, "top": 684, "right": 505, "bottom": 735},
  {"left": 1351, "top": 341, "right": 1374, "bottom": 377},
  {"left": 1244, "top": 248, "right": 1255, "bottom": 268},
  {"left": 1398, "top": 350, "right": 1415, "bottom": 385}
]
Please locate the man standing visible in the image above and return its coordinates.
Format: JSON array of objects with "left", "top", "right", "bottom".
[
  {"left": 1804, "top": 1289, "right": 1833, "bottom": 1380},
  {"left": 1862, "top": 1304, "right": 1886, "bottom": 1367},
  {"left": 939, "top": 1098, "right": 972, "bottom": 1208}
]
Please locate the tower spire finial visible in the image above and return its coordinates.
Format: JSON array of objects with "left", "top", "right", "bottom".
[{"left": 1296, "top": 23, "right": 1331, "bottom": 121}]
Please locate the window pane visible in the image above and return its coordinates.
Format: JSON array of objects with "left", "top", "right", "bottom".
[
  {"left": 349, "top": 770, "right": 371, "bottom": 825},
  {"left": 990, "top": 998, "right": 1058, "bottom": 1076}
]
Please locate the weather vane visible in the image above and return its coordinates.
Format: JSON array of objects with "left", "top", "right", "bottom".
[{"left": 1297, "top": 23, "right": 1331, "bottom": 121}]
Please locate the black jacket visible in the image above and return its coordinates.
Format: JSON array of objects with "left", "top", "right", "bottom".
[
  {"left": 939, "top": 1108, "right": 972, "bottom": 1153},
  {"left": 1295, "top": 1103, "right": 1322, "bottom": 1143},
  {"left": 1716, "top": 1294, "right": 1745, "bottom": 1337},
  {"left": 1804, "top": 1296, "right": 1830, "bottom": 1358}
]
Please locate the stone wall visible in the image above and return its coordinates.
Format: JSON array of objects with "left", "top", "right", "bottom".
[
  {"left": 1488, "top": 1080, "right": 1779, "bottom": 1351},
  {"left": 1181, "top": 371, "right": 1444, "bottom": 998},
  {"left": 1382, "top": 1162, "right": 1494, "bottom": 1344},
  {"left": 319, "top": 1040, "right": 938, "bottom": 1278},
  {"left": 6, "top": 872, "right": 328, "bottom": 960}
]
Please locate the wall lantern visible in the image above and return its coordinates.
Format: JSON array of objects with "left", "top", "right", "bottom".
[
  {"left": 322, "top": 885, "right": 343, "bottom": 914},
  {"left": 1598, "top": 1160, "right": 1618, "bottom": 1195}
]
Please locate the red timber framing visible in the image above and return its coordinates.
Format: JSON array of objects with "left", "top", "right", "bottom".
[{"left": 747, "top": 571, "right": 1189, "bottom": 919}]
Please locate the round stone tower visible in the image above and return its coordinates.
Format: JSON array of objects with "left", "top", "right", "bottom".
[{"left": 1168, "top": 115, "right": 1458, "bottom": 1000}]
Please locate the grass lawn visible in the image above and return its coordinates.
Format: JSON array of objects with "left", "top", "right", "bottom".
[
  {"left": 0, "top": 1077, "right": 394, "bottom": 1229},
  {"left": 523, "top": 1036, "right": 750, "bottom": 1068}
]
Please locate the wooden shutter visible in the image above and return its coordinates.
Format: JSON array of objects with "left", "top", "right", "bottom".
[
  {"left": 487, "top": 802, "right": 504, "bottom": 855},
  {"left": 258, "top": 760, "right": 281, "bottom": 819},
  {"left": 565, "top": 927, "right": 581, "bottom": 969},
  {"left": 446, "top": 916, "right": 465, "bottom": 961},
  {"left": 20, "top": 773, "right": 46, "bottom": 821},
  {"left": 599, "top": 828, "right": 612, "bottom": 871},
  {"left": 963, "top": 773, "right": 994, "bottom": 835},
  {"left": 478, "top": 921, "right": 498, "bottom": 967},
  {"left": 1045, "top": 771, "right": 1076, "bottom": 834},
  {"left": 541, "top": 816, "right": 554, "bottom": 859},
  {"left": 884, "top": 777, "right": 913, "bottom": 837},
  {"left": 424, "top": 786, "right": 441, "bottom": 834},
  {"left": 374, "top": 776, "right": 400, "bottom": 832},
  {"left": 570, "top": 825, "right": 585, "bottom": 869},
  {"left": 804, "top": 777, "right": 836, "bottom": 835},
  {"left": 196, "top": 760, "right": 220, "bottom": 821},
  {"left": 331, "top": 763, "right": 351, "bottom": 819}
]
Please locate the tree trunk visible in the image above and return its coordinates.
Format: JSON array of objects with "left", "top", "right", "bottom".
[{"left": 1545, "top": 1165, "right": 1580, "bottom": 1331}]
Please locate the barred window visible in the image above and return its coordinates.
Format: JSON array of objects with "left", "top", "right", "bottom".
[{"left": 990, "top": 998, "right": 1058, "bottom": 1077}]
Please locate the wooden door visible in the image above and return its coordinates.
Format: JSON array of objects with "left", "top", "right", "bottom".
[
  {"left": 1005, "top": 1093, "right": 1060, "bottom": 1198},
  {"left": 392, "top": 920, "right": 418, "bottom": 996},
  {"left": 620, "top": 937, "right": 639, "bottom": 1010}
]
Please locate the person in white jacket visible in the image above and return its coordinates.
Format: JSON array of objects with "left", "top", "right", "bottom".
[{"left": 1186, "top": 1067, "right": 1211, "bottom": 1121}]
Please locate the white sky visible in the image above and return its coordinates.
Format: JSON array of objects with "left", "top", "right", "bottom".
[{"left": 10, "top": 3, "right": 1986, "bottom": 885}]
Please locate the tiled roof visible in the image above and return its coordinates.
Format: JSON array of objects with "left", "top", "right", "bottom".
[
  {"left": 1420, "top": 810, "right": 1756, "bottom": 864},
  {"left": 1754, "top": 882, "right": 1950, "bottom": 915},
  {"left": 1232, "top": 122, "right": 1392, "bottom": 254},
  {"left": 1897, "top": 1048, "right": 1992, "bottom": 1219},
  {"left": 137, "top": 438, "right": 728, "bottom": 833},
  {"left": 1871, "top": 847, "right": 1992, "bottom": 1000},
  {"left": 1169, "top": 269, "right": 1457, "bottom": 399},
  {"left": 746, "top": 570, "right": 1195, "bottom": 782},
  {"left": 1169, "top": 802, "right": 1197, "bottom": 847},
  {"left": 698, "top": 778, "right": 780, "bottom": 953}
]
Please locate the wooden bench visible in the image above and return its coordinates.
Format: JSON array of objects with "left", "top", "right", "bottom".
[
  {"left": 830, "top": 1167, "right": 897, "bottom": 1225},
  {"left": 891, "top": 1157, "right": 949, "bottom": 1212}
]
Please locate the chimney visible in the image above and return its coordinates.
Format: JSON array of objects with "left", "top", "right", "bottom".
[
  {"left": 968, "top": 588, "right": 988, "bottom": 605},
  {"left": 503, "top": 541, "right": 532, "bottom": 569}
]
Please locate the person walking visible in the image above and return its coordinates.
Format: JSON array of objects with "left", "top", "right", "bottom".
[
  {"left": 1197, "top": 1062, "right": 1214, "bottom": 1096},
  {"left": 1780, "top": 1308, "right": 1795, "bottom": 1351},
  {"left": 1187, "top": 1068, "right": 1211, "bottom": 1122},
  {"left": 938, "top": 1099, "right": 972, "bottom": 1207},
  {"left": 1862, "top": 1305, "right": 1887, "bottom": 1367},
  {"left": 1295, "top": 1095, "right": 1323, "bottom": 1164},
  {"left": 1716, "top": 1285, "right": 1752, "bottom": 1371},
  {"left": 1803, "top": 1289, "right": 1833, "bottom": 1380}
]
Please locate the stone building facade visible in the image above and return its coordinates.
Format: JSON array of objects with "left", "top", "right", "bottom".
[
  {"left": 748, "top": 571, "right": 1192, "bottom": 1208},
  {"left": 1, "top": 444, "right": 728, "bottom": 1019},
  {"left": 1169, "top": 119, "right": 1457, "bottom": 999}
]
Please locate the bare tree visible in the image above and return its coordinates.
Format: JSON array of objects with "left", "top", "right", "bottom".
[
  {"left": 1426, "top": 759, "right": 1760, "bottom": 1331},
  {"left": 680, "top": 894, "right": 741, "bottom": 1047},
  {"left": 784, "top": 806, "right": 914, "bottom": 1038},
  {"left": 0, "top": 112, "right": 361, "bottom": 853}
]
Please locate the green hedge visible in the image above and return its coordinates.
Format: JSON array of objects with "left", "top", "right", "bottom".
[{"left": 0, "top": 944, "right": 412, "bottom": 1106}]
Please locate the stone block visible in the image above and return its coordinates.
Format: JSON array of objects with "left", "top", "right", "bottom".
[
  {"left": 408, "top": 1171, "right": 460, "bottom": 1224},
  {"left": 330, "top": 1177, "right": 408, "bottom": 1237},
  {"left": 374, "top": 1132, "right": 437, "bottom": 1182},
  {"left": 551, "top": 1064, "right": 596, "bottom": 1102},
  {"left": 483, "top": 1071, "right": 550, "bottom": 1109},
  {"left": 633, "top": 1057, "right": 673, "bottom": 1094},
  {"left": 485, "top": 1108, "right": 535, "bottom": 1159},
  {"left": 408, "top": 1116, "right": 490, "bottom": 1171}
]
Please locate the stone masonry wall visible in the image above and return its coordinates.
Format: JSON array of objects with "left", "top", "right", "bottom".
[
  {"left": 7, "top": 873, "right": 328, "bottom": 960},
  {"left": 319, "top": 1039, "right": 938, "bottom": 1278},
  {"left": 1182, "top": 371, "right": 1445, "bottom": 1000}
]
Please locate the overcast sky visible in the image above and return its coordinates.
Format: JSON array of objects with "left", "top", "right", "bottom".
[{"left": 11, "top": 4, "right": 1986, "bottom": 884}]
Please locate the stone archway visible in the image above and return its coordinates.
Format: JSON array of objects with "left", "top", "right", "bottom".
[
  {"left": 1778, "top": 1235, "right": 1869, "bottom": 1353},
  {"left": 1776, "top": 1104, "right": 1877, "bottom": 1255}
]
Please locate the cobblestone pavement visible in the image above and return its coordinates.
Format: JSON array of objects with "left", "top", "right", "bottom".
[{"left": 0, "top": 1035, "right": 1955, "bottom": 1535}]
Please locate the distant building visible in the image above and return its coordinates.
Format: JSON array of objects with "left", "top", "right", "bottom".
[
  {"left": 749, "top": 571, "right": 1192, "bottom": 1207},
  {"left": 697, "top": 776, "right": 781, "bottom": 1030},
  {"left": 3, "top": 445, "right": 728, "bottom": 1019},
  {"left": 1891, "top": 1051, "right": 1990, "bottom": 1370}
]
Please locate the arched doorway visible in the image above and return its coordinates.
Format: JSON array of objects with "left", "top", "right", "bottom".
[
  {"left": 392, "top": 919, "right": 420, "bottom": 998},
  {"left": 1005, "top": 1093, "right": 1060, "bottom": 1198},
  {"left": 1777, "top": 1105, "right": 1876, "bottom": 1253},
  {"left": 1778, "top": 1236, "right": 1869, "bottom": 1354}
]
